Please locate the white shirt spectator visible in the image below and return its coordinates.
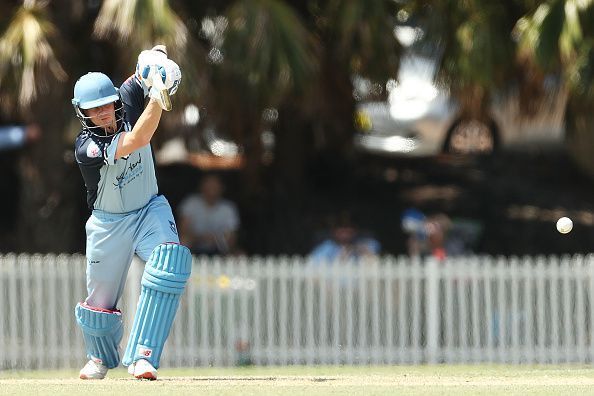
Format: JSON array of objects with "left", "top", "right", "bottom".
[{"left": 179, "top": 193, "right": 239, "bottom": 254}]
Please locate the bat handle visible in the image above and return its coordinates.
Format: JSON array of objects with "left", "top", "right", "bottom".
[
  {"left": 159, "top": 87, "right": 172, "bottom": 112},
  {"left": 152, "top": 67, "right": 172, "bottom": 111}
]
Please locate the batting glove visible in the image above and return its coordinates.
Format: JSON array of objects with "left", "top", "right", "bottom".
[
  {"left": 135, "top": 48, "right": 168, "bottom": 90},
  {"left": 145, "top": 65, "right": 172, "bottom": 111},
  {"left": 162, "top": 58, "right": 182, "bottom": 96}
]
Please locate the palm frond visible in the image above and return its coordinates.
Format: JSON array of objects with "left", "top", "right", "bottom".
[
  {"left": 514, "top": 0, "right": 594, "bottom": 98},
  {"left": 0, "top": 1, "right": 66, "bottom": 112},
  {"left": 94, "top": 0, "right": 188, "bottom": 53},
  {"left": 323, "top": 0, "right": 401, "bottom": 81},
  {"left": 223, "top": 0, "right": 319, "bottom": 103},
  {"left": 515, "top": 0, "right": 594, "bottom": 67},
  {"left": 415, "top": 1, "right": 518, "bottom": 115}
]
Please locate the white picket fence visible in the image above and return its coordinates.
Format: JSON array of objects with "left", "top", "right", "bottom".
[{"left": 1, "top": 253, "right": 594, "bottom": 369}]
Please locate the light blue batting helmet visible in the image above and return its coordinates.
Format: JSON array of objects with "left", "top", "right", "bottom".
[{"left": 72, "top": 72, "right": 119, "bottom": 109}]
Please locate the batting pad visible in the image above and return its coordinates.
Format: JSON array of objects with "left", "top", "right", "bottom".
[
  {"left": 122, "top": 243, "right": 192, "bottom": 368},
  {"left": 75, "top": 302, "right": 124, "bottom": 369}
]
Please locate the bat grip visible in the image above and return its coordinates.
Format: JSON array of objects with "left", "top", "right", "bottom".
[{"left": 152, "top": 68, "right": 172, "bottom": 111}]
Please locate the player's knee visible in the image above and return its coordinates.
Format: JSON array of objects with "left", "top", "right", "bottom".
[
  {"left": 143, "top": 243, "right": 192, "bottom": 293},
  {"left": 84, "top": 293, "right": 117, "bottom": 311}
]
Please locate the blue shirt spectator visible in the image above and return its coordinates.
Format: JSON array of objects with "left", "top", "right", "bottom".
[
  {"left": 310, "top": 219, "right": 380, "bottom": 264},
  {"left": 0, "top": 124, "right": 40, "bottom": 151}
]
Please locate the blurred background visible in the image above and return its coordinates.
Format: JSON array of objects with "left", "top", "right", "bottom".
[{"left": 2, "top": 0, "right": 594, "bottom": 258}]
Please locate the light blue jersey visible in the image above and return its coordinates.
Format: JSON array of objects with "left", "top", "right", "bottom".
[
  {"left": 75, "top": 74, "right": 159, "bottom": 214},
  {"left": 76, "top": 127, "right": 158, "bottom": 213}
]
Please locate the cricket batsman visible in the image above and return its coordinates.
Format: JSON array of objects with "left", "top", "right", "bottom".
[{"left": 72, "top": 46, "right": 189, "bottom": 380}]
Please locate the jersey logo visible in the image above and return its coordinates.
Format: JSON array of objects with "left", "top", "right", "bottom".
[
  {"left": 169, "top": 220, "right": 178, "bottom": 235},
  {"left": 113, "top": 153, "right": 142, "bottom": 188},
  {"left": 86, "top": 141, "right": 101, "bottom": 158}
]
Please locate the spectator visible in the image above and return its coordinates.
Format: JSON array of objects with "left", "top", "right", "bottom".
[
  {"left": 0, "top": 124, "right": 41, "bottom": 151},
  {"left": 178, "top": 173, "right": 240, "bottom": 255},
  {"left": 402, "top": 208, "right": 481, "bottom": 260},
  {"left": 310, "top": 212, "right": 380, "bottom": 265},
  {"left": 402, "top": 209, "right": 451, "bottom": 260}
]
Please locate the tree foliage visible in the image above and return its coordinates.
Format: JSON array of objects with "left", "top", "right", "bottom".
[
  {"left": 4, "top": 0, "right": 594, "bottom": 251},
  {"left": 0, "top": 0, "right": 65, "bottom": 115}
]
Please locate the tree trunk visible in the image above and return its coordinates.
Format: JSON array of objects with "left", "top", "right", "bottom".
[
  {"left": 565, "top": 96, "right": 594, "bottom": 178},
  {"left": 17, "top": 82, "right": 83, "bottom": 253},
  {"left": 267, "top": 100, "right": 314, "bottom": 253},
  {"left": 318, "top": 58, "right": 357, "bottom": 157}
]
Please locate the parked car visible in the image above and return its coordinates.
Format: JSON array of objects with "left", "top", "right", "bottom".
[{"left": 354, "top": 30, "right": 568, "bottom": 157}]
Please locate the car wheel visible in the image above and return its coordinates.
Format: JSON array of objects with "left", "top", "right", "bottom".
[{"left": 444, "top": 118, "right": 497, "bottom": 155}]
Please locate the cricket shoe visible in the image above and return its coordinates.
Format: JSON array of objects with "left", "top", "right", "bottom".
[
  {"left": 79, "top": 359, "right": 108, "bottom": 380},
  {"left": 130, "top": 359, "right": 158, "bottom": 380}
]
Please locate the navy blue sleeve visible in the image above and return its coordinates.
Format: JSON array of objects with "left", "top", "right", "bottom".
[
  {"left": 119, "top": 75, "right": 146, "bottom": 127},
  {"left": 74, "top": 131, "right": 115, "bottom": 167}
]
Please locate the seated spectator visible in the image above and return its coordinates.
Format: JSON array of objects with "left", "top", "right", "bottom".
[
  {"left": 178, "top": 173, "right": 240, "bottom": 255},
  {"left": 402, "top": 208, "right": 450, "bottom": 260},
  {"left": 310, "top": 212, "right": 380, "bottom": 265},
  {"left": 402, "top": 208, "right": 481, "bottom": 260}
]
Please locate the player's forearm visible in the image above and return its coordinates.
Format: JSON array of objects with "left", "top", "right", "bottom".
[
  {"left": 133, "top": 99, "right": 163, "bottom": 143},
  {"left": 116, "top": 100, "right": 162, "bottom": 158}
]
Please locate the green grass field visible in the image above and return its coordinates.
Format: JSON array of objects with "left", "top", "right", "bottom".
[{"left": 2, "top": 365, "right": 594, "bottom": 395}]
